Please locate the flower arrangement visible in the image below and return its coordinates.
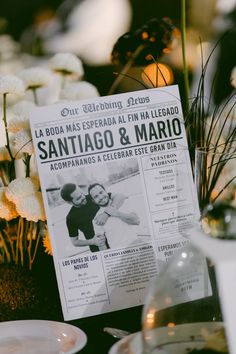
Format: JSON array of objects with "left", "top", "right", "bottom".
[
  {"left": 1, "top": 3, "right": 236, "bottom": 271},
  {"left": 183, "top": 32, "right": 236, "bottom": 210},
  {"left": 109, "top": 17, "right": 178, "bottom": 95},
  {"left": 109, "top": 1, "right": 236, "bottom": 211},
  {"left": 0, "top": 52, "right": 100, "bottom": 269}
]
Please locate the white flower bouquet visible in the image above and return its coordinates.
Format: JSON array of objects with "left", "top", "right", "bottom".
[{"left": 0, "top": 52, "right": 99, "bottom": 269}]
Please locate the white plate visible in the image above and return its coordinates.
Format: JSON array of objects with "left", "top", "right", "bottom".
[
  {"left": 108, "top": 322, "right": 224, "bottom": 354},
  {"left": 0, "top": 320, "right": 87, "bottom": 354}
]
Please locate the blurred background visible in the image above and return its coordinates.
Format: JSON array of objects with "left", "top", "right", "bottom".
[{"left": 0, "top": 0, "right": 236, "bottom": 104}]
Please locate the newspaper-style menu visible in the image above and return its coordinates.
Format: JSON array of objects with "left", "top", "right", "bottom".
[{"left": 30, "top": 85, "right": 207, "bottom": 320}]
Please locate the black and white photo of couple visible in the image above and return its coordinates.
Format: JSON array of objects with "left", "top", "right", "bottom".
[
  {"left": 60, "top": 181, "right": 141, "bottom": 252},
  {"left": 46, "top": 158, "right": 151, "bottom": 257}
]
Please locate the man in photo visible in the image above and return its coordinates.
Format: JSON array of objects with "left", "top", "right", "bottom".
[
  {"left": 60, "top": 183, "right": 108, "bottom": 252},
  {"left": 60, "top": 183, "right": 125, "bottom": 252},
  {"left": 88, "top": 183, "right": 141, "bottom": 249}
]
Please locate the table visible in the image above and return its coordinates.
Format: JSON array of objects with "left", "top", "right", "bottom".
[
  {"left": 71, "top": 306, "right": 143, "bottom": 354},
  {"left": 0, "top": 253, "right": 143, "bottom": 354},
  {"left": 0, "top": 249, "right": 221, "bottom": 354}
]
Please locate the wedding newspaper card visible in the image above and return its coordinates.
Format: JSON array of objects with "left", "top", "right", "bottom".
[{"left": 30, "top": 85, "right": 208, "bottom": 320}]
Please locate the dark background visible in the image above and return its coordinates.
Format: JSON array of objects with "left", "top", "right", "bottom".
[
  {"left": 1, "top": 0, "right": 235, "bottom": 108},
  {"left": 0, "top": 0, "right": 182, "bottom": 41}
]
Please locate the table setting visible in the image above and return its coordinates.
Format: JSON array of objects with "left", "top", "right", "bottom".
[
  {"left": 0, "top": 320, "right": 87, "bottom": 354},
  {"left": 0, "top": 1, "right": 236, "bottom": 354}
]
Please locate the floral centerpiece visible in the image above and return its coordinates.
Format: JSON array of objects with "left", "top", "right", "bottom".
[
  {"left": 0, "top": 52, "right": 100, "bottom": 270},
  {"left": 109, "top": 1, "right": 236, "bottom": 212},
  {"left": 1, "top": 4, "right": 235, "bottom": 273}
]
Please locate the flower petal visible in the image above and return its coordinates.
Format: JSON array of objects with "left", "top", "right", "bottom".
[
  {"left": 16, "top": 192, "right": 46, "bottom": 222},
  {"left": 8, "top": 114, "right": 30, "bottom": 133},
  {"left": 50, "top": 53, "right": 84, "bottom": 79},
  {"left": 0, "top": 75, "right": 25, "bottom": 95},
  {"left": 12, "top": 100, "right": 35, "bottom": 116},
  {"left": 13, "top": 129, "right": 34, "bottom": 155},
  {"left": 0, "top": 187, "right": 18, "bottom": 220},
  {"left": 18, "top": 67, "right": 53, "bottom": 90},
  {"left": 5, "top": 177, "right": 39, "bottom": 203},
  {"left": 61, "top": 81, "right": 99, "bottom": 100}
]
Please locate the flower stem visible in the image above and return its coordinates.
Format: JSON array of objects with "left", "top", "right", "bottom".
[
  {"left": 61, "top": 75, "right": 67, "bottom": 90},
  {"left": 24, "top": 154, "right": 31, "bottom": 177},
  {"left": 27, "top": 221, "right": 34, "bottom": 270},
  {"left": 2, "top": 93, "right": 14, "bottom": 161},
  {"left": 16, "top": 217, "right": 24, "bottom": 265},
  {"left": 180, "top": 0, "right": 190, "bottom": 114},
  {"left": 108, "top": 44, "right": 145, "bottom": 95},
  {"left": 5, "top": 221, "right": 16, "bottom": 260},
  {"left": 32, "top": 88, "right": 38, "bottom": 105},
  {"left": 0, "top": 230, "right": 11, "bottom": 262},
  {"left": 30, "top": 223, "right": 41, "bottom": 270}
]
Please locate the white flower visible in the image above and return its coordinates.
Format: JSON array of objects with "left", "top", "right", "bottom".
[
  {"left": 8, "top": 100, "right": 35, "bottom": 134},
  {"left": 0, "top": 146, "right": 11, "bottom": 161},
  {"left": 18, "top": 67, "right": 53, "bottom": 90},
  {"left": 0, "top": 187, "right": 18, "bottom": 220},
  {"left": 230, "top": 67, "right": 236, "bottom": 88},
  {"left": 8, "top": 114, "right": 30, "bottom": 133},
  {"left": 5, "top": 177, "right": 39, "bottom": 204},
  {"left": 12, "top": 100, "right": 35, "bottom": 116},
  {"left": 13, "top": 129, "right": 34, "bottom": 156},
  {"left": 8, "top": 135, "right": 23, "bottom": 160},
  {"left": 61, "top": 81, "right": 100, "bottom": 100},
  {"left": 0, "top": 74, "right": 25, "bottom": 95},
  {"left": 50, "top": 53, "right": 84, "bottom": 79},
  {"left": 16, "top": 191, "right": 46, "bottom": 222},
  {"left": 0, "top": 35, "right": 19, "bottom": 59}
]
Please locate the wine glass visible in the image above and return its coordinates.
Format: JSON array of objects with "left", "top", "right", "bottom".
[
  {"left": 141, "top": 202, "right": 236, "bottom": 354},
  {"left": 190, "top": 202, "right": 236, "bottom": 354},
  {"left": 141, "top": 237, "right": 223, "bottom": 354}
]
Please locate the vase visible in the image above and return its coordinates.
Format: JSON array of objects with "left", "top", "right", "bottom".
[{"left": 194, "top": 147, "right": 236, "bottom": 212}]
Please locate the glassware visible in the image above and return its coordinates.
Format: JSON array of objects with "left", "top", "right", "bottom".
[
  {"left": 141, "top": 201, "right": 236, "bottom": 354},
  {"left": 191, "top": 145, "right": 236, "bottom": 353},
  {"left": 201, "top": 202, "right": 236, "bottom": 240},
  {"left": 194, "top": 147, "right": 236, "bottom": 212},
  {"left": 192, "top": 203, "right": 236, "bottom": 354},
  {"left": 141, "top": 238, "right": 223, "bottom": 354}
]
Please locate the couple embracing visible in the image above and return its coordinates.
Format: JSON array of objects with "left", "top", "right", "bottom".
[{"left": 60, "top": 182, "right": 140, "bottom": 252}]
